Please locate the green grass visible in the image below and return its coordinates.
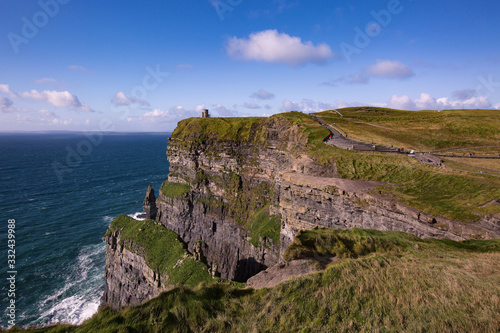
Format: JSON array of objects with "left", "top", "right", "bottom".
[
  {"left": 104, "top": 215, "right": 215, "bottom": 287},
  {"left": 247, "top": 206, "right": 281, "bottom": 247},
  {"left": 284, "top": 227, "right": 419, "bottom": 261},
  {"left": 171, "top": 117, "right": 268, "bottom": 144},
  {"left": 272, "top": 110, "right": 500, "bottom": 222},
  {"left": 15, "top": 228, "right": 500, "bottom": 333},
  {"left": 315, "top": 107, "right": 500, "bottom": 153},
  {"left": 160, "top": 181, "right": 191, "bottom": 198}
]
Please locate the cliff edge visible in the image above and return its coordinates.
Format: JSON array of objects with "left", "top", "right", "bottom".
[{"left": 102, "top": 111, "right": 500, "bottom": 309}]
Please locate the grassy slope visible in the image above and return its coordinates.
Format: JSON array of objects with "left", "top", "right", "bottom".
[
  {"left": 275, "top": 110, "right": 500, "bottom": 222},
  {"left": 315, "top": 107, "right": 500, "bottom": 153},
  {"left": 103, "top": 215, "right": 215, "bottom": 288},
  {"left": 14, "top": 228, "right": 500, "bottom": 333}
]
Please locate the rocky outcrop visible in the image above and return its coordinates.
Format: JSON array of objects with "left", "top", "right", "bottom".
[
  {"left": 277, "top": 172, "right": 500, "bottom": 250},
  {"left": 142, "top": 185, "right": 157, "bottom": 220},
  {"left": 246, "top": 259, "right": 322, "bottom": 289}
]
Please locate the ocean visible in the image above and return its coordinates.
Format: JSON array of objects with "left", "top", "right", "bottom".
[{"left": 0, "top": 133, "right": 170, "bottom": 328}]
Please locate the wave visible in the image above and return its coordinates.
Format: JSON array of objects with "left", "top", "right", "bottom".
[
  {"left": 102, "top": 215, "right": 114, "bottom": 223},
  {"left": 30, "top": 243, "right": 106, "bottom": 327},
  {"left": 128, "top": 211, "right": 146, "bottom": 220}
]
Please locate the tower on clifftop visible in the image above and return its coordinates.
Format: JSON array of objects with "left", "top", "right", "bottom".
[{"left": 201, "top": 109, "right": 210, "bottom": 118}]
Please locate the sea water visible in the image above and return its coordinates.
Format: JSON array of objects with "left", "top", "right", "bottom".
[{"left": 0, "top": 133, "right": 169, "bottom": 328}]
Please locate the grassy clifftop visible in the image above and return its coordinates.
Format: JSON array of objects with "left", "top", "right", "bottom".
[
  {"left": 171, "top": 117, "right": 268, "bottom": 144},
  {"left": 17, "top": 228, "right": 500, "bottom": 332}
]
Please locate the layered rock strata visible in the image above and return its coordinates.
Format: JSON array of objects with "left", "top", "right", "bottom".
[{"left": 102, "top": 115, "right": 500, "bottom": 309}]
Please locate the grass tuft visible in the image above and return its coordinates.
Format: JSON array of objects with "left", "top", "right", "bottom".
[{"left": 160, "top": 181, "right": 191, "bottom": 198}]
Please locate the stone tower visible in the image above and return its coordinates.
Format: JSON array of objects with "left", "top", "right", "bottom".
[{"left": 201, "top": 109, "right": 210, "bottom": 118}]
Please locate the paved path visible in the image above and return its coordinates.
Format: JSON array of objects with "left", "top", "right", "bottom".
[
  {"left": 310, "top": 114, "right": 401, "bottom": 153},
  {"left": 309, "top": 114, "right": 444, "bottom": 167},
  {"left": 309, "top": 113, "right": 499, "bottom": 175}
]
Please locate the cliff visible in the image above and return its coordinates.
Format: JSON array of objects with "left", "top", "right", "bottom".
[
  {"left": 101, "top": 215, "right": 216, "bottom": 309},
  {"left": 102, "top": 112, "right": 500, "bottom": 309}
]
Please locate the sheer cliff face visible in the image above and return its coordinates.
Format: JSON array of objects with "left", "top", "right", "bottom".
[
  {"left": 155, "top": 118, "right": 304, "bottom": 281},
  {"left": 102, "top": 229, "right": 166, "bottom": 310}
]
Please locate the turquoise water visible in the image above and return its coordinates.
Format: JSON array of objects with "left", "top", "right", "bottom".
[{"left": 0, "top": 133, "right": 169, "bottom": 328}]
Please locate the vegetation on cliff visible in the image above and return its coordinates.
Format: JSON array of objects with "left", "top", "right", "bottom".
[
  {"left": 13, "top": 228, "right": 499, "bottom": 332},
  {"left": 160, "top": 181, "right": 191, "bottom": 198},
  {"left": 283, "top": 227, "right": 418, "bottom": 261},
  {"left": 104, "top": 215, "right": 215, "bottom": 288},
  {"left": 171, "top": 117, "right": 268, "bottom": 144}
]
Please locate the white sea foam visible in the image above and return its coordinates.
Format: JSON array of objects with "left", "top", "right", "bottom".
[
  {"left": 32, "top": 243, "right": 106, "bottom": 327},
  {"left": 128, "top": 211, "right": 146, "bottom": 220},
  {"left": 102, "top": 215, "right": 114, "bottom": 223}
]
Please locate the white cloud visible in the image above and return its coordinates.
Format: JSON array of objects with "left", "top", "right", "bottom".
[
  {"left": 19, "top": 90, "right": 81, "bottom": 107},
  {"left": 111, "top": 91, "right": 150, "bottom": 107},
  {"left": 387, "top": 94, "right": 415, "bottom": 110},
  {"left": 143, "top": 105, "right": 203, "bottom": 123},
  {"left": 250, "top": 89, "right": 275, "bottom": 100},
  {"left": 37, "top": 108, "right": 58, "bottom": 118},
  {"left": 0, "top": 84, "right": 94, "bottom": 112},
  {"left": 0, "top": 84, "right": 17, "bottom": 98},
  {"left": 282, "top": 99, "right": 336, "bottom": 112},
  {"left": 16, "top": 109, "right": 71, "bottom": 126},
  {"left": 213, "top": 103, "right": 238, "bottom": 116},
  {"left": 365, "top": 60, "right": 414, "bottom": 79},
  {"left": 243, "top": 103, "right": 261, "bottom": 109},
  {"left": 226, "top": 30, "right": 334, "bottom": 66},
  {"left": 494, "top": 103, "right": 500, "bottom": 110},
  {"left": 387, "top": 93, "right": 493, "bottom": 110},
  {"left": 52, "top": 118, "right": 72, "bottom": 125},
  {"left": 0, "top": 97, "right": 14, "bottom": 113}
]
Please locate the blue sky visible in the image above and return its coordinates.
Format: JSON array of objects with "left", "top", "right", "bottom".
[{"left": 1, "top": 0, "right": 499, "bottom": 132}]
